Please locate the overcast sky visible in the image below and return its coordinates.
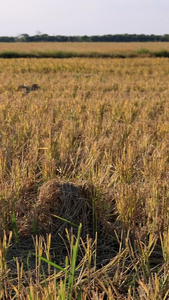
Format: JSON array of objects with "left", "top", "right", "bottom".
[{"left": 0, "top": 0, "right": 169, "bottom": 36}]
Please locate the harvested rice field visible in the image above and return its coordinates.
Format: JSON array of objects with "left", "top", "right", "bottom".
[
  {"left": 0, "top": 55, "right": 169, "bottom": 299},
  {"left": 1, "top": 41, "right": 169, "bottom": 53},
  {"left": 1, "top": 42, "right": 169, "bottom": 59}
]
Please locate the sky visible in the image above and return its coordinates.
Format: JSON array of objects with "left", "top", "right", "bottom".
[{"left": 0, "top": 0, "right": 169, "bottom": 37}]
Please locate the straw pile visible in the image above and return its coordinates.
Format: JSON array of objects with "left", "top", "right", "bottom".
[
  {"left": 15, "top": 179, "right": 94, "bottom": 237},
  {"left": 36, "top": 179, "right": 93, "bottom": 237}
]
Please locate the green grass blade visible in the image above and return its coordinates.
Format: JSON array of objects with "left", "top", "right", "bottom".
[
  {"left": 51, "top": 214, "right": 79, "bottom": 228},
  {"left": 31, "top": 252, "right": 70, "bottom": 274},
  {"left": 64, "top": 256, "right": 69, "bottom": 289},
  {"left": 27, "top": 289, "right": 33, "bottom": 300},
  {"left": 12, "top": 211, "right": 19, "bottom": 245},
  {"left": 68, "top": 223, "right": 82, "bottom": 299}
]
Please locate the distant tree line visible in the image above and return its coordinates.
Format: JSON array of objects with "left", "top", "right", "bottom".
[{"left": 1, "top": 34, "right": 169, "bottom": 43}]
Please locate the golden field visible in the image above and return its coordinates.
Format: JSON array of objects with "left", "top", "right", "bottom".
[
  {"left": 1, "top": 41, "right": 169, "bottom": 53},
  {"left": 0, "top": 55, "right": 169, "bottom": 299}
]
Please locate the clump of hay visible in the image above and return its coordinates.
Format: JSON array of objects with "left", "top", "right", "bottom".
[
  {"left": 8, "top": 179, "right": 119, "bottom": 242},
  {"left": 36, "top": 179, "right": 94, "bottom": 237},
  {"left": 7, "top": 179, "right": 94, "bottom": 238}
]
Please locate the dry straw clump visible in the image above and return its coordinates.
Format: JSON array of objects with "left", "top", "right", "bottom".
[
  {"left": 36, "top": 179, "right": 94, "bottom": 237},
  {"left": 11, "top": 179, "right": 114, "bottom": 239},
  {"left": 14, "top": 179, "right": 95, "bottom": 238}
]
